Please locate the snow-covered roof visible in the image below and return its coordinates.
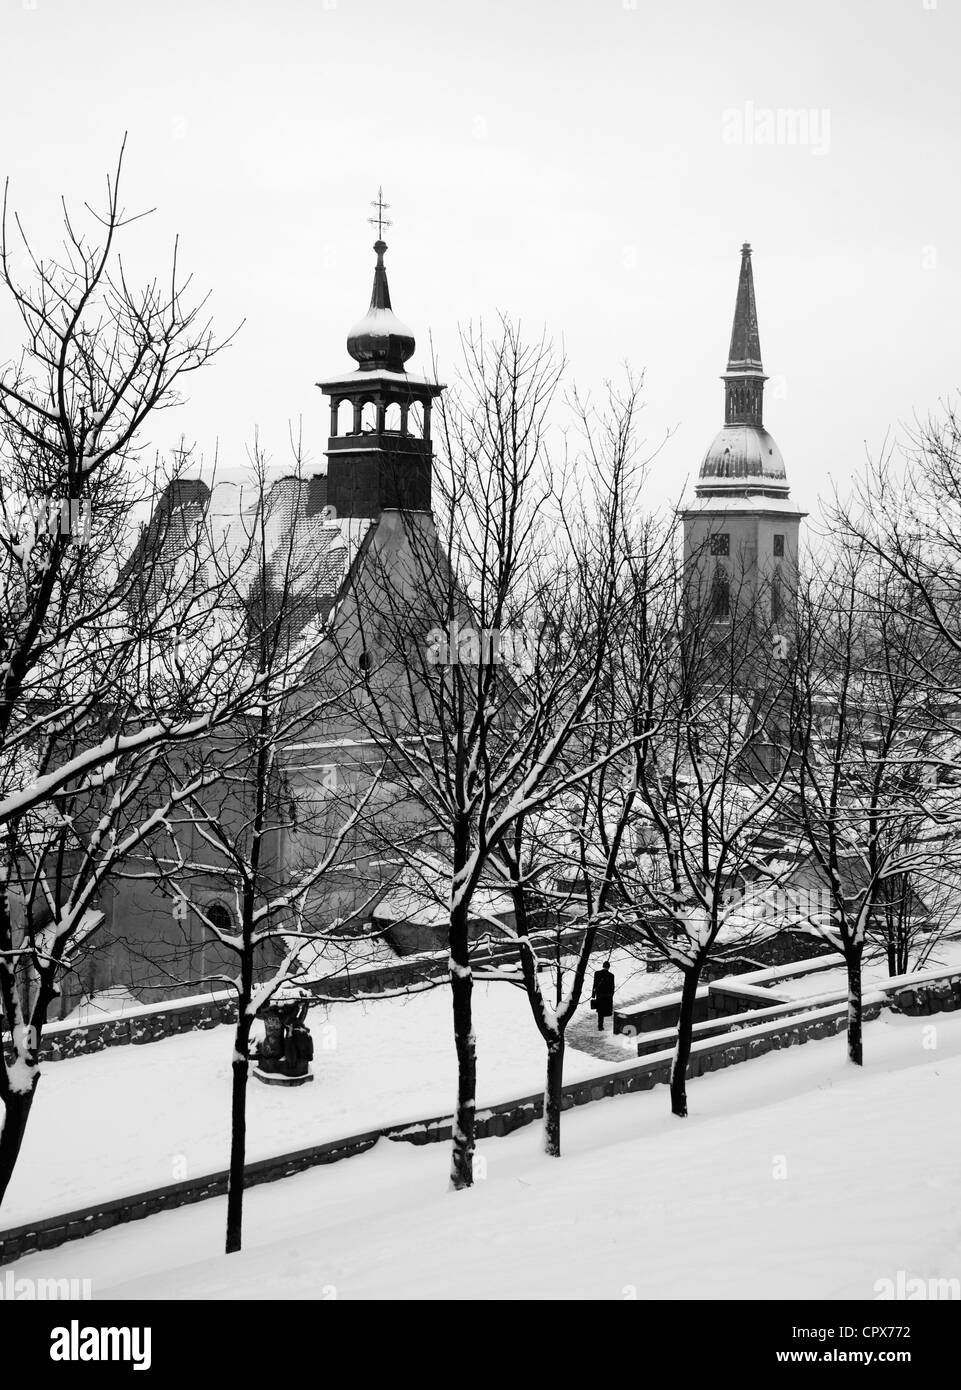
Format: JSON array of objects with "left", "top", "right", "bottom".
[
  {"left": 127, "top": 473, "right": 372, "bottom": 632},
  {"left": 372, "top": 849, "right": 514, "bottom": 928},
  {"left": 316, "top": 367, "right": 445, "bottom": 394},
  {"left": 679, "top": 493, "right": 806, "bottom": 517}
]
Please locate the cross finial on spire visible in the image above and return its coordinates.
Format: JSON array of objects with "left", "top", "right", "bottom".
[{"left": 368, "top": 187, "right": 392, "bottom": 240}]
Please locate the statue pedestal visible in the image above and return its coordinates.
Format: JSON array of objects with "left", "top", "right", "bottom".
[{"left": 252, "top": 1062, "right": 314, "bottom": 1087}]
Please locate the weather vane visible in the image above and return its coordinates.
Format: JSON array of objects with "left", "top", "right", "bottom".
[{"left": 368, "top": 186, "right": 392, "bottom": 240}]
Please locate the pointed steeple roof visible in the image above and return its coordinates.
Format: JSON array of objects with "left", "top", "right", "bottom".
[
  {"left": 727, "top": 243, "right": 763, "bottom": 372},
  {"left": 368, "top": 239, "right": 394, "bottom": 313}
]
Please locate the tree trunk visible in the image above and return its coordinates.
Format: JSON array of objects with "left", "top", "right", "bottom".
[
  {"left": 0, "top": 1084, "right": 37, "bottom": 1211},
  {"left": 669, "top": 966, "right": 700, "bottom": 1118},
  {"left": 225, "top": 1012, "right": 252, "bottom": 1253},
  {"left": 448, "top": 883, "right": 477, "bottom": 1191},
  {"left": 449, "top": 956, "right": 476, "bottom": 1190},
  {"left": 846, "top": 949, "right": 864, "bottom": 1067},
  {"left": 543, "top": 1035, "right": 565, "bottom": 1157},
  {"left": 895, "top": 896, "right": 910, "bottom": 976},
  {"left": 226, "top": 704, "right": 268, "bottom": 1253}
]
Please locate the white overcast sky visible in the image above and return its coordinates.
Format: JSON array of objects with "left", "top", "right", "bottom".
[{"left": 1, "top": 0, "right": 959, "bottom": 518}]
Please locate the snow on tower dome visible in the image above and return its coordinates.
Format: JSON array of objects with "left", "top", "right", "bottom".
[
  {"left": 346, "top": 239, "right": 416, "bottom": 372},
  {"left": 699, "top": 423, "right": 787, "bottom": 488}
]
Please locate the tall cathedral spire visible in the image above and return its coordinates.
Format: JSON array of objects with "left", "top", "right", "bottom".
[
  {"left": 723, "top": 243, "right": 766, "bottom": 428},
  {"left": 694, "top": 244, "right": 786, "bottom": 496},
  {"left": 727, "top": 243, "right": 763, "bottom": 372}
]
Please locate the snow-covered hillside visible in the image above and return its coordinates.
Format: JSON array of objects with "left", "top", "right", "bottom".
[
  {"left": 2, "top": 970, "right": 640, "bottom": 1227},
  {"left": 9, "top": 1009, "right": 961, "bottom": 1300}
]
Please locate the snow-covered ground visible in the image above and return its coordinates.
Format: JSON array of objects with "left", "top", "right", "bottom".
[
  {"left": 2, "top": 960, "right": 651, "bottom": 1228},
  {"left": 9, "top": 944, "right": 959, "bottom": 1230},
  {"left": 9, "top": 1009, "right": 961, "bottom": 1300}
]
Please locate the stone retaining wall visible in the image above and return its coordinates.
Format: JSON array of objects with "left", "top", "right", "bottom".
[
  {"left": 630, "top": 971, "right": 961, "bottom": 1058},
  {"left": 889, "top": 974, "right": 961, "bottom": 1015},
  {"left": 706, "top": 981, "right": 786, "bottom": 1018},
  {"left": 614, "top": 977, "right": 783, "bottom": 1037},
  {"left": 616, "top": 948, "right": 844, "bottom": 1036},
  {"left": 615, "top": 987, "right": 714, "bottom": 1036},
  {"left": 632, "top": 997, "right": 818, "bottom": 1056},
  {"left": 0, "top": 1127, "right": 386, "bottom": 1264},
  {"left": 39, "top": 996, "right": 239, "bottom": 1062},
  {"left": 14, "top": 929, "right": 612, "bottom": 1066}
]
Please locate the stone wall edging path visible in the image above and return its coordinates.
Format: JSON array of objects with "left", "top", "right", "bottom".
[{"left": 12, "top": 927, "right": 615, "bottom": 1066}]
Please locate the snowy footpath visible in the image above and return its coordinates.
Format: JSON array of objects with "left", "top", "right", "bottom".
[{"left": 7, "top": 1009, "right": 961, "bottom": 1299}]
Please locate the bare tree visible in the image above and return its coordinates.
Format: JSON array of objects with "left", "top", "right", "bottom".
[
  {"left": 577, "top": 533, "right": 802, "bottom": 1118},
  {"left": 155, "top": 743, "right": 382, "bottom": 1256},
  {"left": 0, "top": 148, "right": 283, "bottom": 1209},
  {"left": 487, "top": 396, "right": 669, "bottom": 1156},
  {"left": 790, "top": 535, "right": 954, "bottom": 1064},
  {"left": 828, "top": 412, "right": 961, "bottom": 976},
  {"left": 833, "top": 408, "right": 961, "bottom": 672},
  {"left": 120, "top": 449, "right": 401, "bottom": 1254},
  {"left": 342, "top": 326, "right": 648, "bottom": 1188}
]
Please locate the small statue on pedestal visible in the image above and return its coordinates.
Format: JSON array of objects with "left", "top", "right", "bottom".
[{"left": 252, "top": 985, "right": 314, "bottom": 1086}]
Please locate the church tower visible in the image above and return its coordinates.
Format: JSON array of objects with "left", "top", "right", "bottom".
[
  {"left": 317, "top": 193, "right": 444, "bottom": 519},
  {"left": 682, "top": 244, "right": 804, "bottom": 635}
]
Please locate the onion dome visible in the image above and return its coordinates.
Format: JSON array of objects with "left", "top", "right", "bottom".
[{"left": 346, "top": 240, "right": 416, "bottom": 372}]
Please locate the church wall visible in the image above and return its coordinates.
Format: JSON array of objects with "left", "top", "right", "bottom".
[
  {"left": 69, "top": 734, "right": 286, "bottom": 1008},
  {"left": 273, "top": 509, "right": 461, "bottom": 951}
]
